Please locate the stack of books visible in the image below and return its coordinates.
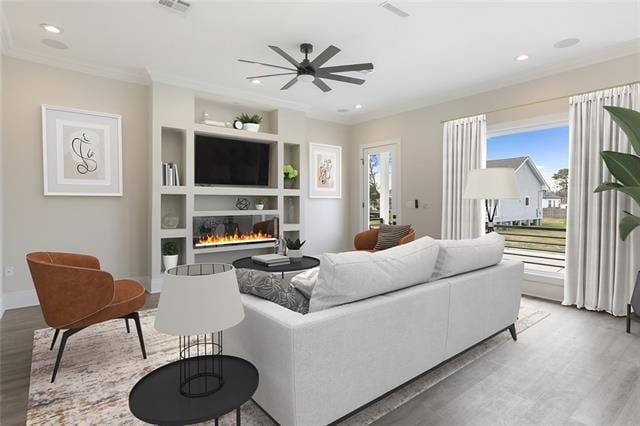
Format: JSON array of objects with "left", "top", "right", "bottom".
[
  {"left": 251, "top": 254, "right": 291, "bottom": 267},
  {"left": 161, "top": 162, "right": 181, "bottom": 186}
]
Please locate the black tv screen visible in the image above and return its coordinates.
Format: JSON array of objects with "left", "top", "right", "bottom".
[{"left": 195, "top": 135, "right": 270, "bottom": 186}]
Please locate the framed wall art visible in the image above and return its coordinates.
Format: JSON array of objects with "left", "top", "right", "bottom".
[
  {"left": 41, "top": 105, "right": 123, "bottom": 196},
  {"left": 309, "top": 143, "right": 341, "bottom": 199}
]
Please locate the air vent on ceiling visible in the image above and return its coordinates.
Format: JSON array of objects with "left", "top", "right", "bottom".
[
  {"left": 380, "top": 1, "right": 409, "bottom": 18},
  {"left": 157, "top": 0, "right": 191, "bottom": 14}
]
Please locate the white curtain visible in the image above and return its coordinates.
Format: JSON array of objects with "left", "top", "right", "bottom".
[
  {"left": 441, "top": 114, "right": 486, "bottom": 240},
  {"left": 564, "top": 83, "right": 640, "bottom": 316}
]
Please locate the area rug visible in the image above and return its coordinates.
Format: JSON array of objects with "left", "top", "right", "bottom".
[{"left": 27, "top": 298, "right": 549, "bottom": 425}]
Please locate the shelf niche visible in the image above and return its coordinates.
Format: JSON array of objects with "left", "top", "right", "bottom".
[
  {"left": 160, "top": 237, "right": 187, "bottom": 273},
  {"left": 161, "top": 194, "right": 186, "bottom": 230},
  {"left": 194, "top": 194, "right": 278, "bottom": 212},
  {"left": 194, "top": 97, "right": 277, "bottom": 135},
  {"left": 283, "top": 196, "right": 300, "bottom": 225},
  {"left": 283, "top": 143, "right": 301, "bottom": 190},
  {"left": 161, "top": 127, "right": 186, "bottom": 187}
]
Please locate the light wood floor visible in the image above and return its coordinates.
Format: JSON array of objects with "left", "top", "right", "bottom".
[{"left": 1, "top": 296, "right": 637, "bottom": 425}]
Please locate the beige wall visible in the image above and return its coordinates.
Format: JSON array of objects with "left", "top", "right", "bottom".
[
  {"left": 349, "top": 53, "right": 640, "bottom": 239},
  {"left": 2, "top": 57, "right": 150, "bottom": 300}
]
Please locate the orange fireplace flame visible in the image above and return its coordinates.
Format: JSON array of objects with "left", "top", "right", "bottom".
[{"left": 195, "top": 229, "right": 276, "bottom": 248}]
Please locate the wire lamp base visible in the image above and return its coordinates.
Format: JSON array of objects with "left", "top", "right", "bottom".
[{"left": 179, "top": 332, "right": 224, "bottom": 398}]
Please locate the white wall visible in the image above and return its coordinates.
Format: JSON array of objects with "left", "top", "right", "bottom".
[{"left": 497, "top": 163, "right": 545, "bottom": 223}]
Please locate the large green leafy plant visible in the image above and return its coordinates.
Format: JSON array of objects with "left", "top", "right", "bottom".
[{"left": 594, "top": 106, "right": 640, "bottom": 241}]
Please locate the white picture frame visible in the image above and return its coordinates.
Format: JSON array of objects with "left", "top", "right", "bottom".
[
  {"left": 42, "top": 105, "right": 123, "bottom": 196},
  {"left": 309, "top": 143, "right": 342, "bottom": 199}
]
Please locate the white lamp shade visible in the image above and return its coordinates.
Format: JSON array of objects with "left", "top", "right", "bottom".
[
  {"left": 154, "top": 264, "right": 245, "bottom": 336},
  {"left": 463, "top": 168, "right": 520, "bottom": 200}
]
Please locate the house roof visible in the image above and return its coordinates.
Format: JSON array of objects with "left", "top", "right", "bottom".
[
  {"left": 487, "top": 156, "right": 549, "bottom": 190},
  {"left": 543, "top": 191, "right": 561, "bottom": 199}
]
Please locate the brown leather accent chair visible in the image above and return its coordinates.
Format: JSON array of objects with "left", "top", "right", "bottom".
[
  {"left": 354, "top": 228, "right": 416, "bottom": 252},
  {"left": 26, "top": 252, "right": 147, "bottom": 382}
]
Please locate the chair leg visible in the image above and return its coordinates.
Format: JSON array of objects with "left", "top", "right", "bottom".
[
  {"left": 125, "top": 318, "right": 130, "bottom": 333},
  {"left": 51, "top": 328, "right": 84, "bottom": 383},
  {"left": 627, "top": 304, "right": 632, "bottom": 334},
  {"left": 50, "top": 329, "right": 60, "bottom": 350},
  {"left": 508, "top": 323, "right": 517, "bottom": 341},
  {"left": 131, "top": 312, "right": 147, "bottom": 359}
]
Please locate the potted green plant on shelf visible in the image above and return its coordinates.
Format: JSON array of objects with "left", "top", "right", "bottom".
[
  {"left": 237, "top": 113, "right": 263, "bottom": 132},
  {"left": 283, "top": 164, "right": 299, "bottom": 189},
  {"left": 162, "top": 241, "right": 179, "bottom": 271},
  {"left": 255, "top": 197, "right": 266, "bottom": 210},
  {"left": 285, "top": 238, "right": 306, "bottom": 263}
]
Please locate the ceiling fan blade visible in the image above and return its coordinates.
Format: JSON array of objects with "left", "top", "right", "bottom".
[
  {"left": 237, "top": 59, "right": 296, "bottom": 72},
  {"left": 281, "top": 77, "right": 298, "bottom": 90},
  {"left": 310, "top": 45, "right": 341, "bottom": 68},
  {"left": 317, "top": 63, "right": 374, "bottom": 74},
  {"left": 315, "top": 73, "right": 365, "bottom": 85},
  {"left": 268, "top": 46, "right": 301, "bottom": 68},
  {"left": 313, "top": 78, "right": 332, "bottom": 93},
  {"left": 245, "top": 72, "right": 297, "bottom": 79}
]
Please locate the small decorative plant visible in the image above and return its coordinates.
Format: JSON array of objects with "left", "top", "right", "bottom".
[
  {"left": 255, "top": 197, "right": 266, "bottom": 210},
  {"left": 283, "top": 164, "right": 299, "bottom": 188},
  {"left": 285, "top": 238, "right": 306, "bottom": 250},
  {"left": 594, "top": 106, "right": 640, "bottom": 241},
  {"left": 162, "top": 241, "right": 179, "bottom": 256},
  {"left": 237, "top": 113, "right": 263, "bottom": 124}
]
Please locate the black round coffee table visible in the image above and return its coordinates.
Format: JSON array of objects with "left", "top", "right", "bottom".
[
  {"left": 129, "top": 355, "right": 258, "bottom": 426},
  {"left": 233, "top": 255, "right": 320, "bottom": 278}
]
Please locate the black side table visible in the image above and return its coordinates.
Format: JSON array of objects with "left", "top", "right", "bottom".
[
  {"left": 233, "top": 255, "right": 320, "bottom": 279},
  {"left": 129, "top": 355, "right": 258, "bottom": 425}
]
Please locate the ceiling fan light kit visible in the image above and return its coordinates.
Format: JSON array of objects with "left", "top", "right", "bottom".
[{"left": 238, "top": 43, "right": 374, "bottom": 92}]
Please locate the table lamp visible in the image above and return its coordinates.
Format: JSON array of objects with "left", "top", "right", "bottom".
[
  {"left": 463, "top": 168, "right": 520, "bottom": 232},
  {"left": 155, "top": 263, "right": 245, "bottom": 397}
]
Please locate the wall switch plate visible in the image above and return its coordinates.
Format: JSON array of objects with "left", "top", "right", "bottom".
[{"left": 4, "top": 266, "right": 15, "bottom": 277}]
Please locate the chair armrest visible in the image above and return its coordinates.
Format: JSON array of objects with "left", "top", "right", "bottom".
[
  {"left": 354, "top": 229, "right": 379, "bottom": 250},
  {"left": 400, "top": 229, "right": 416, "bottom": 245},
  {"left": 48, "top": 252, "right": 101, "bottom": 270}
]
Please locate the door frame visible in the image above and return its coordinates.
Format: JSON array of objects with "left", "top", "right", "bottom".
[{"left": 359, "top": 139, "right": 402, "bottom": 231}]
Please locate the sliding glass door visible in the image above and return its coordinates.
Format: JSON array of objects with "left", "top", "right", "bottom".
[{"left": 362, "top": 143, "right": 401, "bottom": 230}]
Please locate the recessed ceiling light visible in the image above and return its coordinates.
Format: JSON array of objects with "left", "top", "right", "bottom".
[
  {"left": 354, "top": 104, "right": 363, "bottom": 109},
  {"left": 515, "top": 54, "right": 529, "bottom": 62},
  {"left": 41, "top": 24, "right": 63, "bottom": 34},
  {"left": 42, "top": 39, "right": 68, "bottom": 50},
  {"left": 554, "top": 38, "right": 580, "bottom": 49},
  {"left": 250, "top": 79, "right": 261, "bottom": 85}
]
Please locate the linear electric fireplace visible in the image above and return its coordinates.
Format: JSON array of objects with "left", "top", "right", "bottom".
[{"left": 193, "top": 215, "right": 279, "bottom": 249}]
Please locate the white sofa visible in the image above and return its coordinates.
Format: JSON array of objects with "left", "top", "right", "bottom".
[{"left": 225, "top": 259, "right": 523, "bottom": 425}]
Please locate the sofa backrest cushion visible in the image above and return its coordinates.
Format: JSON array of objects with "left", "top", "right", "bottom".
[
  {"left": 309, "top": 236, "right": 439, "bottom": 312},
  {"left": 430, "top": 232, "right": 504, "bottom": 281}
]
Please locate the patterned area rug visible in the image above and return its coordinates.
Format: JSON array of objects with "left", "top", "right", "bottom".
[{"left": 27, "top": 298, "right": 549, "bottom": 425}]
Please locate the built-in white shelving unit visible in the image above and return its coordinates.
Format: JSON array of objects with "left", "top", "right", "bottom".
[{"left": 150, "top": 84, "right": 305, "bottom": 292}]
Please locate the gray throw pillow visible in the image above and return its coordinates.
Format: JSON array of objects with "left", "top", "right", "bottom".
[
  {"left": 236, "top": 268, "right": 309, "bottom": 314},
  {"left": 374, "top": 224, "right": 412, "bottom": 250}
]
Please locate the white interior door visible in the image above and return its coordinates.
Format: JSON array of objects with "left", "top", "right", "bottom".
[{"left": 362, "top": 143, "right": 401, "bottom": 230}]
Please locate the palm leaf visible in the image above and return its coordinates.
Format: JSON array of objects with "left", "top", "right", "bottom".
[
  {"left": 620, "top": 211, "right": 640, "bottom": 241},
  {"left": 605, "top": 106, "right": 640, "bottom": 156},
  {"left": 594, "top": 182, "right": 640, "bottom": 205},
  {"left": 600, "top": 151, "right": 640, "bottom": 186}
]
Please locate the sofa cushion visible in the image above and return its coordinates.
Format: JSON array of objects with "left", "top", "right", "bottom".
[
  {"left": 430, "top": 232, "right": 504, "bottom": 281},
  {"left": 374, "top": 224, "right": 412, "bottom": 250},
  {"left": 236, "top": 268, "right": 309, "bottom": 314},
  {"left": 309, "top": 236, "right": 439, "bottom": 312},
  {"left": 290, "top": 267, "right": 319, "bottom": 299}
]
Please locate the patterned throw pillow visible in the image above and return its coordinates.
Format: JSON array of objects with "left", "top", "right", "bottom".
[
  {"left": 236, "top": 268, "right": 309, "bottom": 314},
  {"left": 374, "top": 224, "right": 412, "bottom": 250}
]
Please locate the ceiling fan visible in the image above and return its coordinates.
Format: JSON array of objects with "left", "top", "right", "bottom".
[{"left": 238, "top": 43, "right": 374, "bottom": 92}]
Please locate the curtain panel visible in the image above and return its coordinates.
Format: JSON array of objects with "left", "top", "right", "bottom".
[
  {"left": 441, "top": 114, "right": 486, "bottom": 240},
  {"left": 564, "top": 83, "right": 640, "bottom": 316}
]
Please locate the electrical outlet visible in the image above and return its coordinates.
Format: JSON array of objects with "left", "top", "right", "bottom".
[{"left": 4, "top": 266, "right": 15, "bottom": 277}]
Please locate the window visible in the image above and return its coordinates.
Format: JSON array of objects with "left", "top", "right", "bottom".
[{"left": 487, "top": 125, "right": 569, "bottom": 275}]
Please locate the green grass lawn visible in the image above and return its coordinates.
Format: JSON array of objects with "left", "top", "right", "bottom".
[{"left": 496, "top": 217, "right": 566, "bottom": 254}]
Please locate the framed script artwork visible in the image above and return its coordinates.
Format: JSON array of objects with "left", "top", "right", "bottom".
[
  {"left": 41, "top": 105, "right": 123, "bottom": 196},
  {"left": 309, "top": 143, "right": 342, "bottom": 199}
]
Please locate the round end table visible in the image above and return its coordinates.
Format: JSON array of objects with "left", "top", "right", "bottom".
[{"left": 232, "top": 255, "right": 320, "bottom": 278}]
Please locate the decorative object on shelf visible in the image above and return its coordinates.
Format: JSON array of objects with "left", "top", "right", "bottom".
[
  {"left": 201, "top": 112, "right": 227, "bottom": 128},
  {"left": 283, "top": 164, "right": 299, "bottom": 189},
  {"left": 41, "top": 105, "right": 123, "bottom": 196},
  {"left": 235, "top": 197, "right": 250, "bottom": 210},
  {"left": 233, "top": 119, "right": 244, "bottom": 130},
  {"left": 162, "top": 215, "right": 180, "bottom": 229},
  {"left": 237, "top": 113, "right": 263, "bottom": 132},
  {"left": 463, "top": 168, "right": 520, "bottom": 232},
  {"left": 130, "top": 263, "right": 255, "bottom": 425},
  {"left": 161, "top": 162, "right": 180, "bottom": 186},
  {"left": 255, "top": 197, "right": 266, "bottom": 210},
  {"left": 162, "top": 241, "right": 179, "bottom": 271},
  {"left": 594, "top": 106, "right": 640, "bottom": 241},
  {"left": 309, "top": 143, "right": 342, "bottom": 198},
  {"left": 285, "top": 238, "right": 306, "bottom": 263}
]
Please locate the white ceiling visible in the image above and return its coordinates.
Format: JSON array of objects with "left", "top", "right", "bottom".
[{"left": 2, "top": 1, "right": 639, "bottom": 123}]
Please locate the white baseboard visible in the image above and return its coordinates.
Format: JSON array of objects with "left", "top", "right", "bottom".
[
  {"left": 150, "top": 277, "right": 163, "bottom": 294},
  {"left": 523, "top": 272, "right": 563, "bottom": 302},
  {"left": 3, "top": 289, "right": 39, "bottom": 310}
]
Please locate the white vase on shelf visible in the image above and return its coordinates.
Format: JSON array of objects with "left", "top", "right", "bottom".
[
  {"left": 163, "top": 255, "right": 179, "bottom": 271},
  {"left": 244, "top": 123, "right": 260, "bottom": 132}
]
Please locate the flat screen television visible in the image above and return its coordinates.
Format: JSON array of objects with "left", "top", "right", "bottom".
[{"left": 195, "top": 135, "right": 270, "bottom": 186}]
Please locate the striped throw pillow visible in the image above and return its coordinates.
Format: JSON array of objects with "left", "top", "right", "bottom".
[{"left": 374, "top": 224, "right": 412, "bottom": 250}]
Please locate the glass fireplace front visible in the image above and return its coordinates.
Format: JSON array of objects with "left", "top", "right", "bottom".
[{"left": 193, "top": 215, "right": 279, "bottom": 249}]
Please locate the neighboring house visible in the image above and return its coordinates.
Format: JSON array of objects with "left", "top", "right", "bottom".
[
  {"left": 542, "top": 191, "right": 562, "bottom": 208},
  {"left": 487, "top": 156, "right": 550, "bottom": 225}
]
